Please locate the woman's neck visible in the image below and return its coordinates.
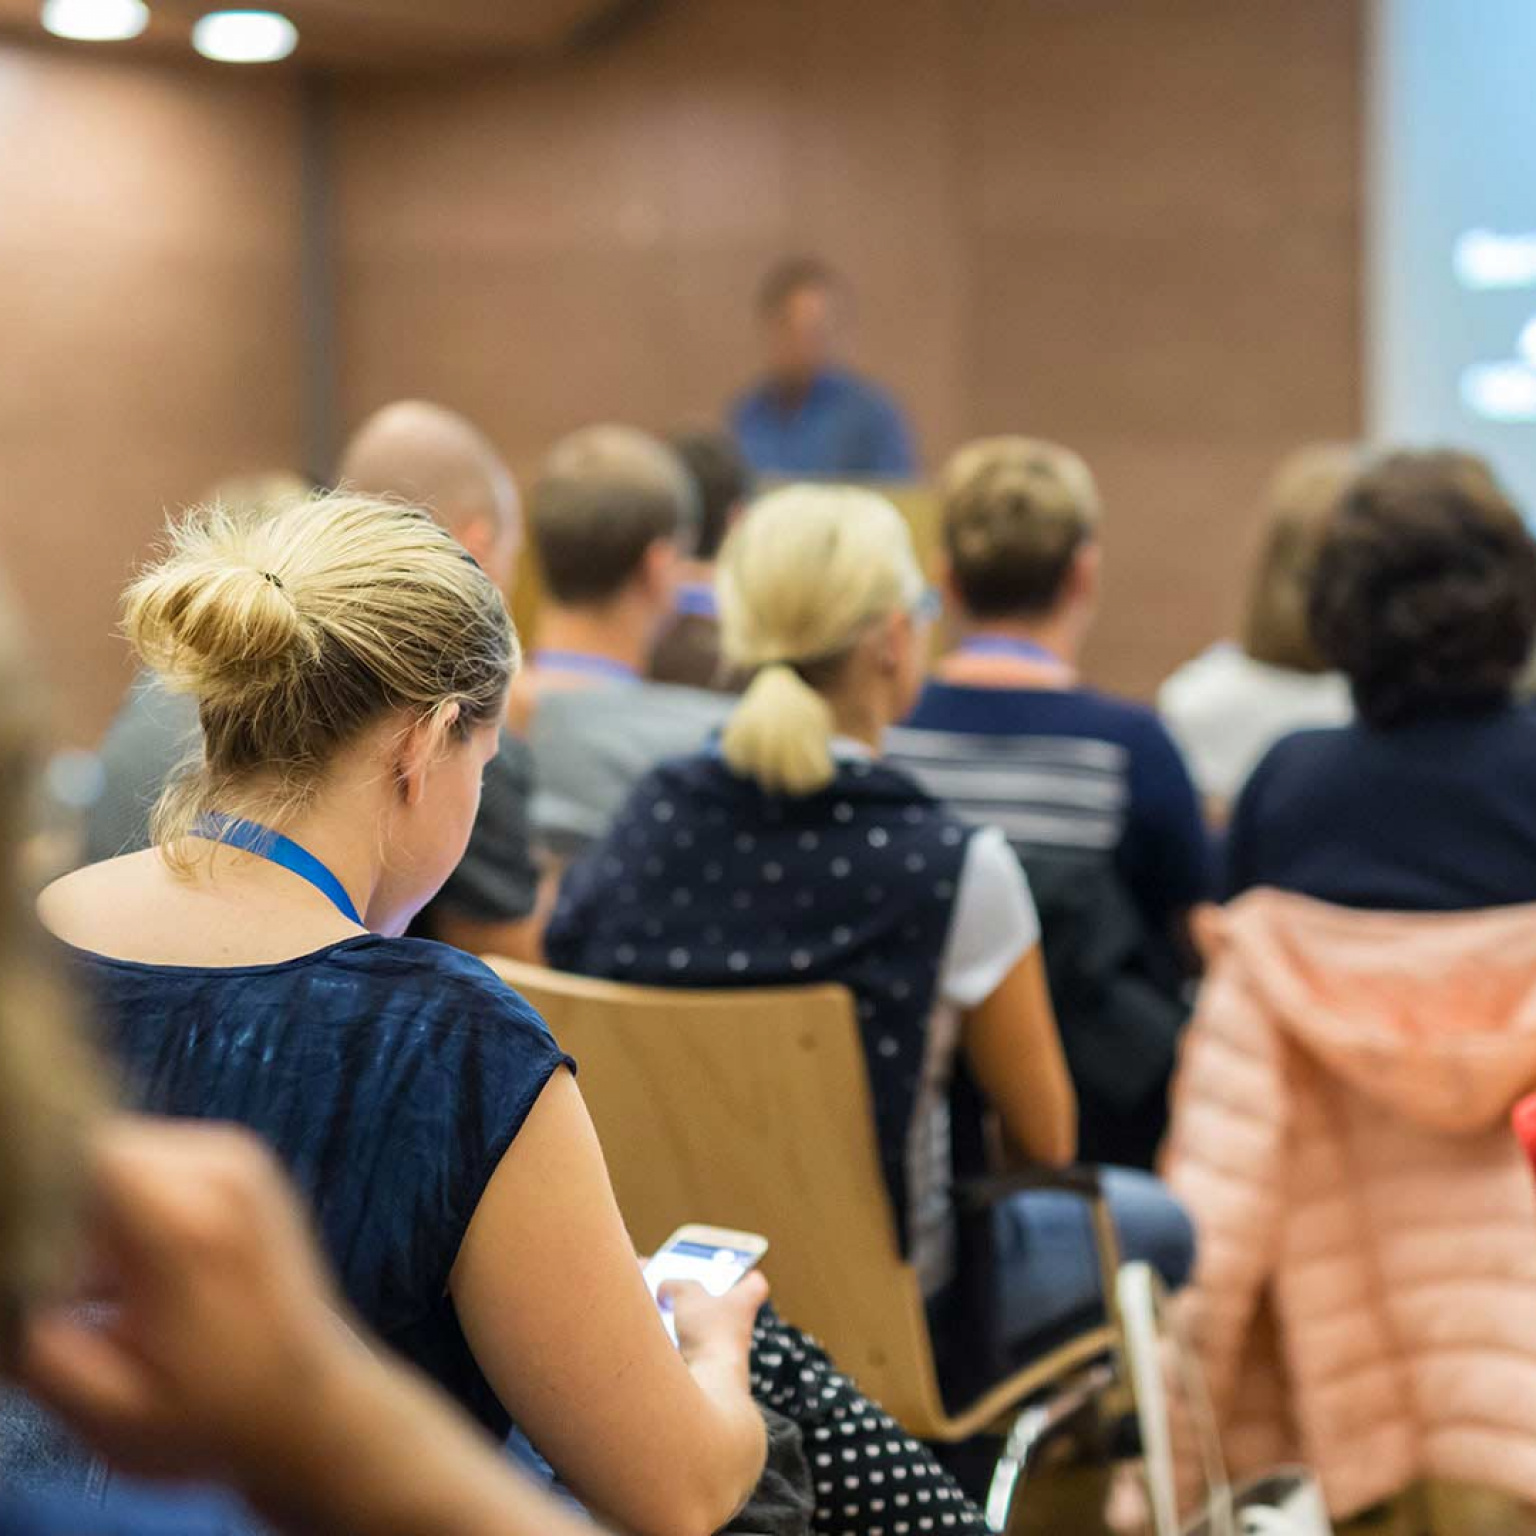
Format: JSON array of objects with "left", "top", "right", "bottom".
[
  {"left": 232, "top": 795, "right": 383, "bottom": 932},
  {"left": 825, "top": 684, "right": 890, "bottom": 757}
]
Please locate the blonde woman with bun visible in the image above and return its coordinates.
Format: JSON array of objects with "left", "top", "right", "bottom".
[
  {"left": 547, "top": 485, "right": 1194, "bottom": 1401},
  {"left": 35, "top": 492, "right": 772, "bottom": 1536},
  {"left": 0, "top": 587, "right": 606, "bottom": 1536}
]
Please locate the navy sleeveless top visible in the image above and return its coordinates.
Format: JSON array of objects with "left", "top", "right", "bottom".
[
  {"left": 0, "top": 1488, "right": 250, "bottom": 1536},
  {"left": 66, "top": 934, "right": 573, "bottom": 1439},
  {"left": 545, "top": 752, "right": 970, "bottom": 1254}
]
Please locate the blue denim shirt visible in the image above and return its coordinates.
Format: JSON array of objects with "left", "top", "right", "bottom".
[{"left": 730, "top": 368, "right": 916, "bottom": 478}]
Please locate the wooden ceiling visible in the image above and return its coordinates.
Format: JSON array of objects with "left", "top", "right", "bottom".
[{"left": 0, "top": 0, "right": 648, "bottom": 68}]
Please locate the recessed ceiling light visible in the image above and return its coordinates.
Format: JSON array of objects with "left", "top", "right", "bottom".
[
  {"left": 40, "top": 0, "right": 149, "bottom": 42},
  {"left": 192, "top": 9, "right": 296, "bottom": 63}
]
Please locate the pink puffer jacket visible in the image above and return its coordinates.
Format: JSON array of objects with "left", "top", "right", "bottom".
[{"left": 1161, "top": 891, "right": 1536, "bottom": 1517}]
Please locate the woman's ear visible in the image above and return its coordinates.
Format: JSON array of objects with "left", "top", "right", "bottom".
[{"left": 393, "top": 702, "right": 462, "bottom": 806}]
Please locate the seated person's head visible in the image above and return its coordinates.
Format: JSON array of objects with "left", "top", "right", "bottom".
[
  {"left": 939, "top": 436, "right": 1102, "bottom": 635},
  {"left": 126, "top": 493, "right": 516, "bottom": 932},
  {"left": 1242, "top": 443, "right": 1360, "bottom": 673},
  {"left": 667, "top": 429, "right": 754, "bottom": 567},
  {"left": 0, "top": 613, "right": 103, "bottom": 1368},
  {"left": 530, "top": 425, "right": 699, "bottom": 624},
  {"left": 338, "top": 400, "right": 522, "bottom": 590},
  {"left": 718, "top": 485, "right": 928, "bottom": 795},
  {"left": 1309, "top": 449, "right": 1536, "bottom": 728}
]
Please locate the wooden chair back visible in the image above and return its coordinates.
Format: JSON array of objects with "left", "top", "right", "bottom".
[
  {"left": 487, "top": 959, "right": 967, "bottom": 1432},
  {"left": 487, "top": 959, "right": 1116, "bottom": 1440}
]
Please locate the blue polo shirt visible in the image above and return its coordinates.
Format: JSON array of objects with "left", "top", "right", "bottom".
[{"left": 730, "top": 368, "right": 917, "bottom": 478}]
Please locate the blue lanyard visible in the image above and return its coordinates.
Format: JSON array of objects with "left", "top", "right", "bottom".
[
  {"left": 533, "top": 649, "right": 639, "bottom": 684},
  {"left": 958, "top": 635, "right": 1065, "bottom": 668},
  {"left": 195, "top": 814, "right": 363, "bottom": 926},
  {"left": 675, "top": 583, "right": 719, "bottom": 620}
]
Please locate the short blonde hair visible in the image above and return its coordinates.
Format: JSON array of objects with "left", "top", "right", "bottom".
[
  {"left": 1243, "top": 443, "right": 1361, "bottom": 672},
  {"left": 126, "top": 491, "right": 516, "bottom": 863},
  {"left": 941, "top": 437, "right": 1101, "bottom": 618},
  {"left": 0, "top": 600, "right": 106, "bottom": 1366},
  {"left": 717, "top": 485, "right": 924, "bottom": 796}
]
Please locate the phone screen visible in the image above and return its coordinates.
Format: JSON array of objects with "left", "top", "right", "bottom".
[{"left": 643, "top": 1238, "right": 762, "bottom": 1343}]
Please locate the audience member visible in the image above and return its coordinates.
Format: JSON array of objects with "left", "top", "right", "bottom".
[
  {"left": 648, "top": 428, "right": 753, "bottom": 691},
  {"left": 518, "top": 425, "right": 730, "bottom": 860},
  {"left": 1160, "top": 459, "right": 1536, "bottom": 1514},
  {"left": 729, "top": 259, "right": 916, "bottom": 480},
  {"left": 546, "top": 485, "right": 1193, "bottom": 1397},
  {"left": 83, "top": 403, "right": 547, "bottom": 970},
  {"left": 0, "top": 593, "right": 603, "bottom": 1536},
  {"left": 1159, "top": 444, "right": 1355, "bottom": 815},
  {"left": 81, "top": 473, "right": 309, "bottom": 866},
  {"left": 39, "top": 491, "right": 988, "bottom": 1536},
  {"left": 889, "top": 439, "right": 1208, "bottom": 1165},
  {"left": 1225, "top": 448, "right": 1536, "bottom": 907},
  {"left": 336, "top": 400, "right": 543, "bottom": 960}
]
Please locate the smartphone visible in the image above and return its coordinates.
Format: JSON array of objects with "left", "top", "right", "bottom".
[
  {"left": 642, "top": 1224, "right": 769, "bottom": 1344},
  {"left": 1515, "top": 1095, "right": 1536, "bottom": 1185}
]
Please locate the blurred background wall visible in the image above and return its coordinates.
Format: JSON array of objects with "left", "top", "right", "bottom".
[
  {"left": 0, "top": 46, "right": 303, "bottom": 736},
  {"left": 0, "top": 0, "right": 1362, "bottom": 741}
]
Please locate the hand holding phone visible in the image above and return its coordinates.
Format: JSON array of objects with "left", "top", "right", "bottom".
[{"left": 642, "top": 1224, "right": 768, "bottom": 1345}]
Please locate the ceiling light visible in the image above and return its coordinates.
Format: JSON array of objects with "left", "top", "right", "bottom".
[
  {"left": 192, "top": 9, "right": 296, "bottom": 63},
  {"left": 40, "top": 0, "right": 149, "bottom": 42}
]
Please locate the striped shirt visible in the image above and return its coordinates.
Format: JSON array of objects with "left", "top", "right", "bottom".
[{"left": 890, "top": 680, "right": 1211, "bottom": 937}]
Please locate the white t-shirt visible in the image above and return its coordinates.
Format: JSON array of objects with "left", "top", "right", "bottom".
[
  {"left": 936, "top": 825, "right": 1041, "bottom": 1006},
  {"left": 907, "top": 814, "right": 1042, "bottom": 1294},
  {"left": 1158, "top": 643, "right": 1352, "bottom": 805},
  {"left": 833, "top": 739, "right": 1045, "bottom": 1293},
  {"left": 832, "top": 737, "right": 1041, "bottom": 1003}
]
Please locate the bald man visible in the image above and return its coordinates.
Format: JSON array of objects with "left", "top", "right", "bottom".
[
  {"left": 338, "top": 402, "right": 544, "bottom": 960},
  {"left": 83, "top": 403, "right": 545, "bottom": 961},
  {"left": 337, "top": 400, "right": 522, "bottom": 592}
]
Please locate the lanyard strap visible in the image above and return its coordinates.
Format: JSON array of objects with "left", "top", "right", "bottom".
[
  {"left": 675, "top": 583, "right": 719, "bottom": 620},
  {"left": 533, "top": 649, "right": 640, "bottom": 684},
  {"left": 195, "top": 814, "right": 363, "bottom": 926},
  {"left": 957, "top": 635, "right": 1066, "bottom": 668}
]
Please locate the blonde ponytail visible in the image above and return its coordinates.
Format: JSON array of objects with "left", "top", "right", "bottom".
[
  {"left": 721, "top": 663, "right": 837, "bottom": 795},
  {"left": 716, "top": 484, "right": 924, "bottom": 798}
]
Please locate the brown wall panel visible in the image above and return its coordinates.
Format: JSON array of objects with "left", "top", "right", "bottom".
[
  {"left": 331, "top": 0, "right": 1362, "bottom": 700},
  {"left": 0, "top": 44, "right": 304, "bottom": 741}
]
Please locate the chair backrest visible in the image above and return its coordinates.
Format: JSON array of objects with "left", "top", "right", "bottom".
[{"left": 487, "top": 958, "right": 954, "bottom": 1432}]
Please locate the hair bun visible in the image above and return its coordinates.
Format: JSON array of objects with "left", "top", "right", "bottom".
[{"left": 123, "top": 506, "right": 319, "bottom": 705}]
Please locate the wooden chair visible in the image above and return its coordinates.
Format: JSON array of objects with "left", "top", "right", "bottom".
[{"left": 486, "top": 958, "right": 1125, "bottom": 1451}]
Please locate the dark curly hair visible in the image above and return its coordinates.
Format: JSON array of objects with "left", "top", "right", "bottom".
[{"left": 1308, "top": 450, "right": 1536, "bottom": 727}]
